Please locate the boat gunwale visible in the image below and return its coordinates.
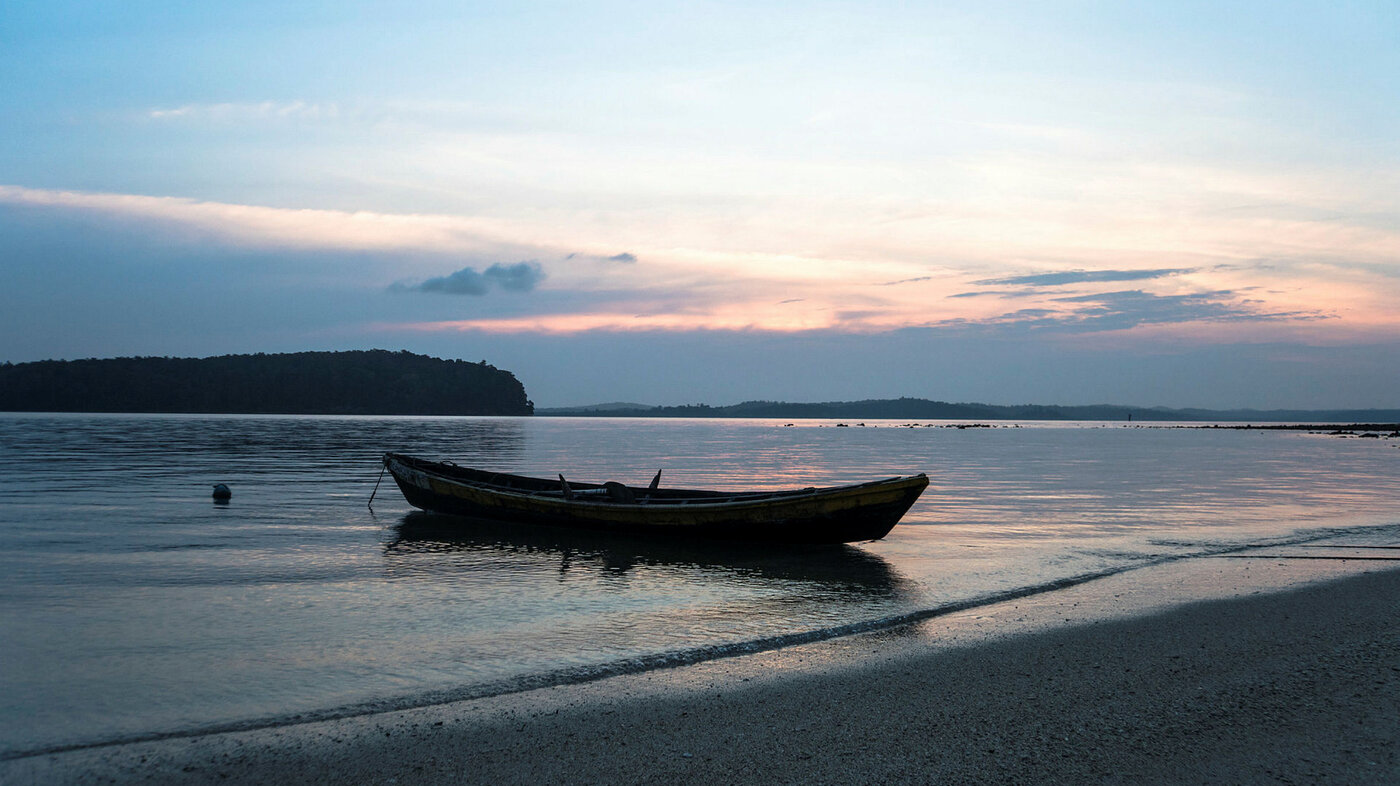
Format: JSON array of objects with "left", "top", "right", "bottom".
[{"left": 384, "top": 452, "right": 928, "bottom": 513}]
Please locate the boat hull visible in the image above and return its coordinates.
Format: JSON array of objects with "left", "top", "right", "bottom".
[{"left": 383, "top": 453, "right": 928, "bottom": 544}]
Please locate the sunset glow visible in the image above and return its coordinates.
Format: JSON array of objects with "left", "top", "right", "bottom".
[{"left": 2, "top": 2, "right": 1396, "bottom": 407}]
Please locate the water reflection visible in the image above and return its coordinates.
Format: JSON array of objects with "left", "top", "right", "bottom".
[
  {"left": 385, "top": 511, "right": 912, "bottom": 599},
  {"left": 0, "top": 414, "right": 531, "bottom": 504},
  {"left": 11, "top": 414, "right": 1400, "bottom": 758}
]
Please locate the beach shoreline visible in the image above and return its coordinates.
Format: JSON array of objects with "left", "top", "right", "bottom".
[{"left": 7, "top": 554, "right": 1399, "bottom": 784}]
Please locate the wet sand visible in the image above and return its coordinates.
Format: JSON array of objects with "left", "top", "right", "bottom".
[{"left": 7, "top": 557, "right": 1400, "bottom": 784}]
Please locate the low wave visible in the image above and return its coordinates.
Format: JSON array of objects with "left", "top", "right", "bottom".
[{"left": 16, "top": 526, "right": 1385, "bottom": 763}]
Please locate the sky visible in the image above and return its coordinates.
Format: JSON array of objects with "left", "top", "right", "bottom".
[{"left": 2, "top": 1, "right": 1397, "bottom": 409}]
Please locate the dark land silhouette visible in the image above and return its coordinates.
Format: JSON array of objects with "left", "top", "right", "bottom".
[
  {"left": 3, "top": 351, "right": 1394, "bottom": 423},
  {"left": 539, "top": 398, "right": 1400, "bottom": 423},
  {"left": 0, "top": 351, "right": 533, "bottom": 415}
]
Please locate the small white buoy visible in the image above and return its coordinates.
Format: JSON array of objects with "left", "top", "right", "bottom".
[{"left": 212, "top": 483, "right": 232, "bottom": 500}]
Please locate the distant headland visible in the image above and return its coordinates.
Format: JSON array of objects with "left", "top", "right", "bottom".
[
  {"left": 0, "top": 350, "right": 533, "bottom": 415},
  {"left": 4, "top": 352, "right": 1395, "bottom": 422},
  {"left": 538, "top": 399, "right": 1400, "bottom": 423}
]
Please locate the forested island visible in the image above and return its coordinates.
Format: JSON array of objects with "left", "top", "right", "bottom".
[
  {"left": 538, "top": 398, "right": 1400, "bottom": 423},
  {"left": 0, "top": 351, "right": 533, "bottom": 415}
]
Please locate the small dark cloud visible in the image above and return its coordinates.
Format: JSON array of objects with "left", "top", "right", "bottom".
[
  {"left": 412, "top": 268, "right": 490, "bottom": 295},
  {"left": 484, "top": 261, "right": 545, "bottom": 291},
  {"left": 778, "top": 298, "right": 805, "bottom": 305},
  {"left": 879, "top": 276, "right": 932, "bottom": 286},
  {"left": 563, "top": 251, "right": 637, "bottom": 263},
  {"left": 974, "top": 268, "right": 1193, "bottom": 287},
  {"left": 396, "top": 261, "right": 545, "bottom": 296}
]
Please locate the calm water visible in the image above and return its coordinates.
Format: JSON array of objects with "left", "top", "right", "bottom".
[{"left": 2, "top": 414, "right": 1398, "bottom": 756}]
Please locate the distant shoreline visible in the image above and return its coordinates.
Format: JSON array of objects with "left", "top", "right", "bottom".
[
  {"left": 1164, "top": 423, "right": 1400, "bottom": 433},
  {"left": 536, "top": 397, "right": 1400, "bottom": 423},
  {"left": 1, "top": 352, "right": 1396, "bottom": 423},
  {"left": 1, "top": 412, "right": 1396, "bottom": 434}
]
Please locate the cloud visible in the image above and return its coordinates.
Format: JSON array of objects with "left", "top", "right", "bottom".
[
  {"left": 147, "top": 101, "right": 340, "bottom": 122},
  {"left": 879, "top": 276, "right": 932, "bottom": 286},
  {"left": 0, "top": 184, "right": 523, "bottom": 255},
  {"left": 565, "top": 251, "right": 638, "bottom": 263},
  {"left": 968, "top": 289, "right": 1332, "bottom": 334},
  {"left": 416, "top": 269, "right": 491, "bottom": 295},
  {"left": 948, "top": 289, "right": 1053, "bottom": 299},
  {"left": 3, "top": 186, "right": 1386, "bottom": 342},
  {"left": 974, "top": 268, "right": 1194, "bottom": 287},
  {"left": 403, "top": 261, "right": 545, "bottom": 296},
  {"left": 484, "top": 261, "right": 546, "bottom": 291}
]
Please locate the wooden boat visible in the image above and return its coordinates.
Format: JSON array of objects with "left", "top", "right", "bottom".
[{"left": 382, "top": 452, "right": 929, "bottom": 544}]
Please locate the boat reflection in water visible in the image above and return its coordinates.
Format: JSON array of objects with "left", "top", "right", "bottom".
[
  {"left": 385, "top": 511, "right": 914, "bottom": 603},
  {"left": 376, "top": 512, "right": 920, "bottom": 700}
]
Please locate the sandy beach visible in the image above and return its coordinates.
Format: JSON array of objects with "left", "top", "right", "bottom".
[{"left": 7, "top": 556, "right": 1399, "bottom": 785}]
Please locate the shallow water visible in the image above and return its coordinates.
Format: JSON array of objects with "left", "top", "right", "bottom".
[{"left": 1, "top": 414, "right": 1397, "bottom": 756}]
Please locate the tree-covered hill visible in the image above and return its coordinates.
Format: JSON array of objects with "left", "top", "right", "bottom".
[{"left": 0, "top": 350, "right": 533, "bottom": 415}]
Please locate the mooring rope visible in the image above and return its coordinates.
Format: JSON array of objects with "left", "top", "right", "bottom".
[{"left": 368, "top": 461, "right": 387, "bottom": 509}]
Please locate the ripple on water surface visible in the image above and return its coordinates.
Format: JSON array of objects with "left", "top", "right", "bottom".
[{"left": 2, "top": 414, "right": 1398, "bottom": 756}]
